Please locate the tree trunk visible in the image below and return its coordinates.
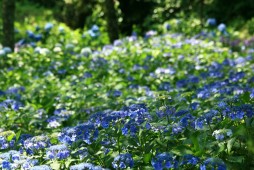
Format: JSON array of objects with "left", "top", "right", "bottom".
[
  {"left": 2, "top": 0, "right": 15, "bottom": 50},
  {"left": 200, "top": 0, "right": 204, "bottom": 28},
  {"left": 104, "top": 0, "right": 119, "bottom": 43}
]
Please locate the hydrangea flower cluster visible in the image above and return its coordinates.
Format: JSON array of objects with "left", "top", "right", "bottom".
[
  {"left": 70, "top": 163, "right": 104, "bottom": 170},
  {"left": 112, "top": 153, "right": 134, "bottom": 169},
  {"left": 58, "top": 123, "right": 98, "bottom": 145},
  {"left": 151, "top": 153, "right": 178, "bottom": 170},
  {"left": 46, "top": 144, "right": 70, "bottom": 160},
  {"left": 0, "top": 150, "right": 39, "bottom": 169},
  {"left": 23, "top": 135, "right": 51, "bottom": 154}
]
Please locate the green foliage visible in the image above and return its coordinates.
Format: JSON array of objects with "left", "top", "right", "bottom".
[
  {"left": 246, "top": 18, "right": 254, "bottom": 35},
  {"left": 1, "top": 1, "right": 254, "bottom": 169}
]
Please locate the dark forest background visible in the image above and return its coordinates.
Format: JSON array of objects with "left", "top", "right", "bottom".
[{"left": 1, "top": 0, "right": 254, "bottom": 49}]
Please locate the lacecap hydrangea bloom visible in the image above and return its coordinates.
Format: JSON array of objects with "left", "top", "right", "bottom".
[
  {"left": 112, "top": 153, "right": 134, "bottom": 169},
  {"left": 23, "top": 135, "right": 51, "bottom": 154},
  {"left": 70, "top": 163, "right": 105, "bottom": 170},
  {"left": 46, "top": 144, "right": 70, "bottom": 160},
  {"left": 151, "top": 153, "right": 178, "bottom": 170},
  {"left": 30, "top": 165, "right": 52, "bottom": 170}
]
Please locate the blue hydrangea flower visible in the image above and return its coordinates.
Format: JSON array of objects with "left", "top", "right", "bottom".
[
  {"left": 70, "top": 163, "right": 104, "bottom": 170},
  {"left": 44, "top": 23, "right": 53, "bottom": 31},
  {"left": 212, "top": 130, "right": 225, "bottom": 141},
  {"left": 218, "top": 23, "right": 226, "bottom": 32},
  {"left": 74, "top": 148, "right": 88, "bottom": 159},
  {"left": 229, "top": 71, "right": 245, "bottom": 82},
  {"left": 113, "top": 39, "right": 123, "bottom": 46},
  {"left": 250, "top": 89, "right": 254, "bottom": 99},
  {"left": 181, "top": 154, "right": 199, "bottom": 166},
  {"left": 2, "top": 160, "right": 11, "bottom": 169},
  {"left": 58, "top": 123, "right": 98, "bottom": 145},
  {"left": 27, "top": 30, "right": 35, "bottom": 39},
  {"left": 190, "top": 102, "right": 199, "bottom": 110},
  {"left": 46, "top": 116, "right": 62, "bottom": 128},
  {"left": 30, "top": 165, "right": 52, "bottom": 170},
  {"left": 207, "top": 18, "right": 217, "bottom": 26},
  {"left": 165, "top": 23, "right": 171, "bottom": 30},
  {"left": 46, "top": 144, "right": 70, "bottom": 160},
  {"left": 0, "top": 49, "right": 6, "bottom": 56},
  {"left": 158, "top": 82, "right": 171, "bottom": 91},
  {"left": 112, "top": 153, "right": 134, "bottom": 169},
  {"left": 179, "top": 114, "right": 194, "bottom": 127},
  {"left": 229, "top": 111, "right": 245, "bottom": 120},
  {"left": 0, "top": 150, "right": 20, "bottom": 161},
  {"left": 58, "top": 26, "right": 64, "bottom": 33},
  {"left": 107, "top": 90, "right": 122, "bottom": 97},
  {"left": 22, "top": 159, "right": 39, "bottom": 169},
  {"left": 144, "top": 30, "right": 157, "bottom": 39},
  {"left": 151, "top": 153, "right": 178, "bottom": 170},
  {"left": 83, "top": 72, "right": 93, "bottom": 79},
  {"left": 0, "top": 150, "right": 24, "bottom": 169},
  {"left": 172, "top": 124, "right": 184, "bottom": 134},
  {"left": 2, "top": 47, "right": 12, "bottom": 54},
  {"left": 175, "top": 109, "right": 188, "bottom": 117},
  {"left": 54, "top": 108, "right": 73, "bottom": 119},
  {"left": 88, "top": 25, "right": 100, "bottom": 37},
  {"left": 91, "top": 25, "right": 99, "bottom": 32},
  {"left": 23, "top": 135, "right": 51, "bottom": 154},
  {"left": 194, "top": 118, "right": 204, "bottom": 130},
  {"left": 121, "top": 120, "right": 138, "bottom": 136},
  {"left": 201, "top": 158, "right": 226, "bottom": 170},
  {"left": 0, "top": 99, "right": 22, "bottom": 111}
]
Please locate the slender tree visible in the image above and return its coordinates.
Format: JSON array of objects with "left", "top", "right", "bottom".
[
  {"left": 104, "top": 0, "right": 119, "bottom": 43},
  {"left": 2, "top": 0, "right": 15, "bottom": 50},
  {"left": 200, "top": 0, "right": 204, "bottom": 28}
]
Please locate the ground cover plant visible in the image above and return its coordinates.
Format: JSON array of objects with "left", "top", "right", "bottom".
[{"left": 0, "top": 19, "right": 254, "bottom": 170}]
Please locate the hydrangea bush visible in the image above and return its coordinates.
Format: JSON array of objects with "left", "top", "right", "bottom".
[{"left": 0, "top": 20, "right": 253, "bottom": 169}]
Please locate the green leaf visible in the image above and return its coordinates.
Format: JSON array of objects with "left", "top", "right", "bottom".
[
  {"left": 15, "top": 130, "right": 21, "bottom": 142},
  {"left": 50, "top": 138, "right": 58, "bottom": 145},
  {"left": 190, "top": 132, "right": 200, "bottom": 152},
  {"left": 227, "top": 137, "right": 236, "bottom": 154},
  {"left": 171, "top": 145, "right": 193, "bottom": 156},
  {"left": 235, "top": 125, "right": 247, "bottom": 136},
  {"left": 227, "top": 156, "right": 244, "bottom": 163},
  {"left": 143, "top": 153, "right": 152, "bottom": 164},
  {"left": 7, "top": 133, "right": 15, "bottom": 142},
  {"left": 218, "top": 142, "right": 225, "bottom": 153}
]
